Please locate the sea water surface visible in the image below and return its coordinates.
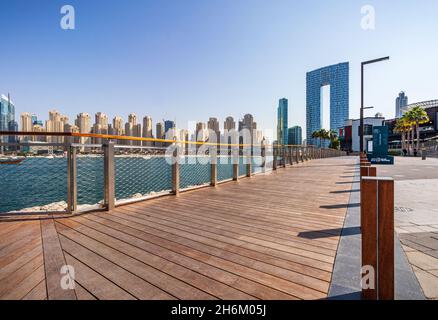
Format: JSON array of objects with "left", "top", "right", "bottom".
[{"left": 0, "top": 156, "right": 264, "bottom": 213}]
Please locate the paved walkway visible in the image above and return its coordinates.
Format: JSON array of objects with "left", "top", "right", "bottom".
[
  {"left": 377, "top": 156, "right": 438, "bottom": 299},
  {"left": 0, "top": 157, "right": 355, "bottom": 300}
]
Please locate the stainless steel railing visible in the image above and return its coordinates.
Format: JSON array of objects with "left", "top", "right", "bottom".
[{"left": 0, "top": 140, "right": 346, "bottom": 215}]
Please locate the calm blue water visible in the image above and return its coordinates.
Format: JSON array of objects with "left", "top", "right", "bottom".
[{"left": 0, "top": 156, "right": 264, "bottom": 212}]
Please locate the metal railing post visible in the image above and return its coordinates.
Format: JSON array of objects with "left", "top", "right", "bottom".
[
  {"left": 261, "top": 144, "right": 266, "bottom": 172},
  {"left": 211, "top": 162, "right": 217, "bottom": 186},
  {"left": 273, "top": 146, "right": 277, "bottom": 171},
  {"left": 246, "top": 160, "right": 252, "bottom": 177},
  {"left": 289, "top": 146, "right": 293, "bottom": 165},
  {"left": 283, "top": 146, "right": 287, "bottom": 168},
  {"left": 67, "top": 144, "right": 77, "bottom": 214},
  {"left": 233, "top": 163, "right": 239, "bottom": 180},
  {"left": 211, "top": 146, "right": 217, "bottom": 186},
  {"left": 103, "top": 141, "right": 115, "bottom": 211},
  {"left": 172, "top": 146, "right": 180, "bottom": 195}
]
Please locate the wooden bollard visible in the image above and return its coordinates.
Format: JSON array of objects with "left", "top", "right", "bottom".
[
  {"left": 361, "top": 177, "right": 395, "bottom": 300},
  {"left": 360, "top": 161, "right": 371, "bottom": 167},
  {"left": 360, "top": 166, "right": 376, "bottom": 178}
]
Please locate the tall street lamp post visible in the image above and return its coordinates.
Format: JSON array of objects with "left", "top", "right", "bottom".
[{"left": 360, "top": 56, "right": 390, "bottom": 153}]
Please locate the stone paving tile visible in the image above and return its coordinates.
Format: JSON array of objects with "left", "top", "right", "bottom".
[
  {"left": 429, "top": 270, "right": 438, "bottom": 277},
  {"left": 406, "top": 251, "right": 438, "bottom": 271},
  {"left": 414, "top": 270, "right": 438, "bottom": 299},
  {"left": 400, "top": 232, "right": 438, "bottom": 252},
  {"left": 398, "top": 226, "right": 428, "bottom": 233},
  {"left": 402, "top": 244, "right": 416, "bottom": 252},
  {"left": 400, "top": 238, "right": 434, "bottom": 252},
  {"left": 396, "top": 228, "right": 412, "bottom": 234},
  {"left": 417, "top": 225, "right": 438, "bottom": 232},
  {"left": 424, "top": 250, "right": 438, "bottom": 260}
]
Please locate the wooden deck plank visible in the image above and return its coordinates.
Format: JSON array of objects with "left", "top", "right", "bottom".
[
  {"left": 84, "top": 213, "right": 330, "bottom": 294},
  {"left": 59, "top": 217, "right": 257, "bottom": 299},
  {"left": 98, "top": 208, "right": 335, "bottom": 280},
  {"left": 63, "top": 253, "right": 136, "bottom": 300},
  {"left": 0, "top": 254, "right": 44, "bottom": 299},
  {"left": 22, "top": 279, "right": 47, "bottom": 300},
  {"left": 129, "top": 201, "right": 340, "bottom": 249},
  {"left": 56, "top": 220, "right": 217, "bottom": 300},
  {"left": 123, "top": 203, "right": 338, "bottom": 255},
  {"left": 40, "top": 218, "right": 77, "bottom": 300},
  {"left": 2, "top": 265, "right": 46, "bottom": 300},
  {"left": 0, "top": 241, "right": 42, "bottom": 281},
  {"left": 58, "top": 232, "right": 177, "bottom": 300},
  {"left": 72, "top": 214, "right": 298, "bottom": 299},
  {"left": 0, "top": 157, "right": 356, "bottom": 300},
  {"left": 108, "top": 209, "right": 335, "bottom": 271}
]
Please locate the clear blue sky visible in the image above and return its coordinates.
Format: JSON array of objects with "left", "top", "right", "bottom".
[{"left": 1, "top": 0, "right": 438, "bottom": 135}]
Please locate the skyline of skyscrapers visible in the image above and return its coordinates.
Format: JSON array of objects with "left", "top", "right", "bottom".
[
  {"left": 396, "top": 91, "right": 409, "bottom": 118},
  {"left": 9, "top": 106, "right": 264, "bottom": 153},
  {"left": 306, "top": 62, "right": 349, "bottom": 146}
]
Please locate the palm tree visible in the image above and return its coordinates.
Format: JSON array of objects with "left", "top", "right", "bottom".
[
  {"left": 312, "top": 130, "right": 322, "bottom": 147},
  {"left": 405, "top": 107, "right": 429, "bottom": 154},
  {"left": 328, "top": 130, "right": 340, "bottom": 149},
  {"left": 394, "top": 116, "right": 409, "bottom": 153},
  {"left": 320, "top": 129, "right": 330, "bottom": 147}
]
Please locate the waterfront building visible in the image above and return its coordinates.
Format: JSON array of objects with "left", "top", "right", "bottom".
[
  {"left": 196, "top": 122, "right": 208, "bottom": 142},
  {"left": 91, "top": 112, "right": 109, "bottom": 144},
  {"left": 288, "top": 126, "right": 302, "bottom": 145},
  {"left": 75, "top": 112, "right": 91, "bottom": 146},
  {"left": 32, "top": 124, "right": 46, "bottom": 142},
  {"left": 30, "top": 114, "right": 43, "bottom": 126},
  {"left": 142, "top": 116, "right": 153, "bottom": 146},
  {"left": 207, "top": 117, "right": 220, "bottom": 145},
  {"left": 340, "top": 115, "right": 385, "bottom": 152},
  {"left": 112, "top": 116, "right": 124, "bottom": 135},
  {"left": 277, "top": 98, "right": 288, "bottom": 145},
  {"left": 155, "top": 122, "right": 164, "bottom": 147},
  {"left": 124, "top": 113, "right": 139, "bottom": 146},
  {"left": 306, "top": 62, "right": 349, "bottom": 146},
  {"left": 223, "top": 116, "right": 236, "bottom": 147},
  {"left": 239, "top": 114, "right": 257, "bottom": 145},
  {"left": 0, "top": 94, "right": 16, "bottom": 153},
  {"left": 46, "top": 110, "right": 69, "bottom": 144},
  {"left": 224, "top": 116, "right": 236, "bottom": 131},
  {"left": 20, "top": 112, "right": 33, "bottom": 140},
  {"left": 164, "top": 120, "right": 175, "bottom": 133},
  {"left": 395, "top": 91, "right": 409, "bottom": 118},
  {"left": 385, "top": 99, "right": 438, "bottom": 148}
]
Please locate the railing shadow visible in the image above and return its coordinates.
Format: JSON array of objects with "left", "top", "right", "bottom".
[
  {"left": 335, "top": 181, "right": 360, "bottom": 184},
  {"left": 330, "top": 189, "right": 360, "bottom": 194},
  {"left": 298, "top": 226, "right": 361, "bottom": 239},
  {"left": 320, "top": 203, "right": 360, "bottom": 209}
]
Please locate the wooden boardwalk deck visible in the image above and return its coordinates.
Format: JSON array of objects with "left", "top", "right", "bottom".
[{"left": 0, "top": 157, "right": 356, "bottom": 300}]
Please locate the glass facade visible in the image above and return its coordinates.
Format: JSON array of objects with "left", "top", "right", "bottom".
[
  {"left": 164, "top": 120, "right": 175, "bottom": 133},
  {"left": 288, "top": 126, "right": 302, "bottom": 145},
  {"left": 395, "top": 91, "right": 408, "bottom": 118},
  {"left": 277, "top": 98, "right": 288, "bottom": 145},
  {"left": 306, "top": 62, "right": 349, "bottom": 146},
  {"left": 0, "top": 94, "right": 17, "bottom": 153}
]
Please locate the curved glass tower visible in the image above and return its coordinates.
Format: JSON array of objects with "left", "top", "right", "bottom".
[{"left": 306, "top": 62, "right": 349, "bottom": 146}]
